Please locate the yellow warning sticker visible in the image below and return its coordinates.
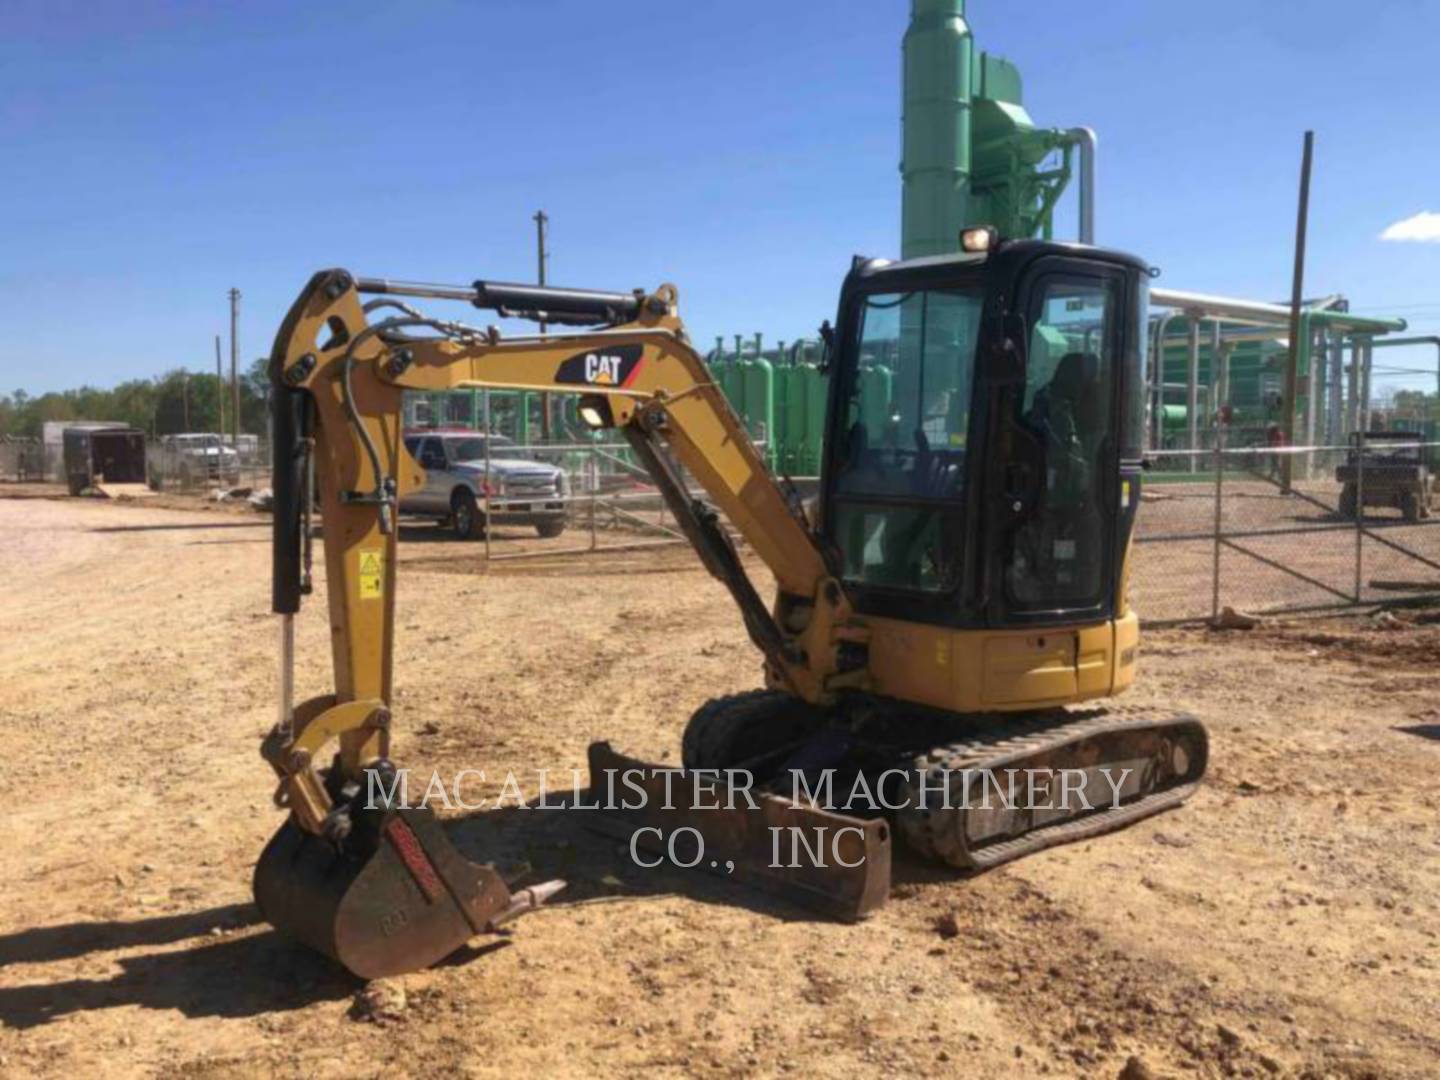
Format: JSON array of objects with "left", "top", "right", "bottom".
[
  {"left": 1121, "top": 480, "right": 1131, "bottom": 508},
  {"left": 358, "top": 549, "right": 384, "bottom": 599}
]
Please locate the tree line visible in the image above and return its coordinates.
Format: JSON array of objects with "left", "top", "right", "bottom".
[{"left": 0, "top": 359, "right": 271, "bottom": 439}]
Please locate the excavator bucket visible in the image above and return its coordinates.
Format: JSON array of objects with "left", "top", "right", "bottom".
[
  {"left": 586, "top": 742, "right": 892, "bottom": 921},
  {"left": 253, "top": 805, "right": 518, "bottom": 980}
]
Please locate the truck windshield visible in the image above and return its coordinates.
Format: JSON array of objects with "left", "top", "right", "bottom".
[
  {"left": 446, "top": 437, "right": 513, "bottom": 462},
  {"left": 829, "top": 288, "right": 983, "bottom": 592}
]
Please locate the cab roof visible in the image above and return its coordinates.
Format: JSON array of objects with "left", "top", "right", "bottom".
[{"left": 851, "top": 238, "right": 1151, "bottom": 280}]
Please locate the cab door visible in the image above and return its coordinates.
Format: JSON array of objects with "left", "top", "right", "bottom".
[{"left": 986, "top": 259, "right": 1128, "bottom": 630}]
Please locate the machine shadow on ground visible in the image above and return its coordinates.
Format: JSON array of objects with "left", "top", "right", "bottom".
[
  {"left": 88, "top": 520, "right": 269, "bottom": 533},
  {"left": 0, "top": 785, "right": 1204, "bottom": 1034},
  {"left": 395, "top": 522, "right": 544, "bottom": 545},
  {"left": 0, "top": 788, "right": 1001, "bottom": 1032},
  {"left": 1394, "top": 722, "right": 1440, "bottom": 742},
  {"left": 0, "top": 906, "right": 356, "bottom": 1030},
  {"left": 445, "top": 797, "right": 844, "bottom": 925},
  {"left": 444, "top": 792, "right": 987, "bottom": 924},
  {"left": 0, "top": 799, "right": 866, "bottom": 1031}
]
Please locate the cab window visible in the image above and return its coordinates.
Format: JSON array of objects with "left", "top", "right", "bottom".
[
  {"left": 1007, "top": 275, "right": 1119, "bottom": 610},
  {"left": 829, "top": 288, "right": 982, "bottom": 593}
]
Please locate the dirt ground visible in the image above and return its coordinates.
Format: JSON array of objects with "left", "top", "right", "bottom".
[{"left": 1, "top": 488, "right": 1437, "bottom": 1079}]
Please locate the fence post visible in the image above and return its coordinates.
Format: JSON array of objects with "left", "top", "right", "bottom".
[
  {"left": 1211, "top": 421, "right": 1225, "bottom": 622},
  {"left": 588, "top": 448, "right": 598, "bottom": 552},
  {"left": 1354, "top": 429, "right": 1364, "bottom": 602},
  {"left": 482, "top": 390, "right": 492, "bottom": 563}
]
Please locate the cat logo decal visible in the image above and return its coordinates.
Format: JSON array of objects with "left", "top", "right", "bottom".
[{"left": 555, "top": 344, "right": 644, "bottom": 387}]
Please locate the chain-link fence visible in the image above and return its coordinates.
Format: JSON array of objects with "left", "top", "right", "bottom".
[
  {"left": 380, "top": 436, "right": 731, "bottom": 558},
  {"left": 145, "top": 434, "right": 270, "bottom": 492},
  {"left": 458, "top": 439, "right": 690, "bottom": 559},
  {"left": 0, "top": 438, "right": 45, "bottom": 481},
  {"left": 1134, "top": 433, "right": 1440, "bottom": 624},
  {"left": 0, "top": 432, "right": 271, "bottom": 491}
]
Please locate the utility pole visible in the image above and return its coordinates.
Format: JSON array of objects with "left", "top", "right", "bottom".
[
  {"left": 1281, "top": 131, "right": 1314, "bottom": 493},
  {"left": 229, "top": 287, "right": 241, "bottom": 450},
  {"left": 181, "top": 373, "right": 190, "bottom": 430},
  {"left": 534, "top": 210, "right": 551, "bottom": 440},
  {"left": 214, "top": 334, "right": 225, "bottom": 437}
]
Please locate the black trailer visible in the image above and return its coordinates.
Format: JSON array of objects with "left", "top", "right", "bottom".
[{"left": 62, "top": 426, "right": 149, "bottom": 497}]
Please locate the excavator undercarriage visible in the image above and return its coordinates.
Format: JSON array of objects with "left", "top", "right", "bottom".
[{"left": 589, "top": 690, "right": 1206, "bottom": 921}]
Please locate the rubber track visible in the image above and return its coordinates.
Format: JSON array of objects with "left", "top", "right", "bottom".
[
  {"left": 681, "top": 690, "right": 797, "bottom": 770},
  {"left": 895, "top": 705, "right": 1207, "bottom": 871}
]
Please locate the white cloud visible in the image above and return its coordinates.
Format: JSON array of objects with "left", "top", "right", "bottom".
[{"left": 1380, "top": 211, "right": 1440, "bottom": 243}]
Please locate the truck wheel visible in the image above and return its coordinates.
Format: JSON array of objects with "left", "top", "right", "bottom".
[
  {"left": 535, "top": 520, "right": 566, "bottom": 539},
  {"left": 67, "top": 476, "right": 85, "bottom": 496},
  {"left": 451, "top": 490, "right": 486, "bottom": 539},
  {"left": 1338, "top": 484, "right": 1357, "bottom": 518}
]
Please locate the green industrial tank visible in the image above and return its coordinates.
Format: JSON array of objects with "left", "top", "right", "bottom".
[
  {"left": 741, "top": 352, "right": 776, "bottom": 468},
  {"left": 717, "top": 339, "right": 747, "bottom": 431},
  {"left": 775, "top": 363, "right": 800, "bottom": 474},
  {"left": 802, "top": 364, "right": 829, "bottom": 473},
  {"left": 902, "top": 0, "right": 1081, "bottom": 249},
  {"left": 902, "top": 0, "right": 973, "bottom": 259},
  {"left": 776, "top": 362, "right": 828, "bottom": 476}
]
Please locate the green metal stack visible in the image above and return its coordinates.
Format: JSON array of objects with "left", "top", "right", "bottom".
[{"left": 902, "top": 0, "right": 1078, "bottom": 257}]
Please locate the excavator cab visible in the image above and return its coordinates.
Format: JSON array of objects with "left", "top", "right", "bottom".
[{"left": 821, "top": 241, "right": 1146, "bottom": 636}]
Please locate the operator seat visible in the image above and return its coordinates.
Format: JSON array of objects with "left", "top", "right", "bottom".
[{"left": 1012, "top": 352, "right": 1106, "bottom": 604}]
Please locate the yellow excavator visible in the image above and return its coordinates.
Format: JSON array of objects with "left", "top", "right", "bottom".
[{"left": 255, "top": 229, "right": 1207, "bottom": 978}]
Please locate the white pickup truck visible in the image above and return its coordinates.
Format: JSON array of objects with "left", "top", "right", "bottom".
[
  {"left": 400, "top": 430, "right": 568, "bottom": 539},
  {"left": 150, "top": 433, "right": 241, "bottom": 490}
]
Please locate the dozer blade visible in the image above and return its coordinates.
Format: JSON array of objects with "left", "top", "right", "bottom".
[
  {"left": 253, "top": 805, "right": 513, "bottom": 980},
  {"left": 585, "top": 742, "right": 891, "bottom": 922}
]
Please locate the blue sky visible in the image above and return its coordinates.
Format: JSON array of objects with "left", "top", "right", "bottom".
[{"left": 3, "top": 0, "right": 1438, "bottom": 396}]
